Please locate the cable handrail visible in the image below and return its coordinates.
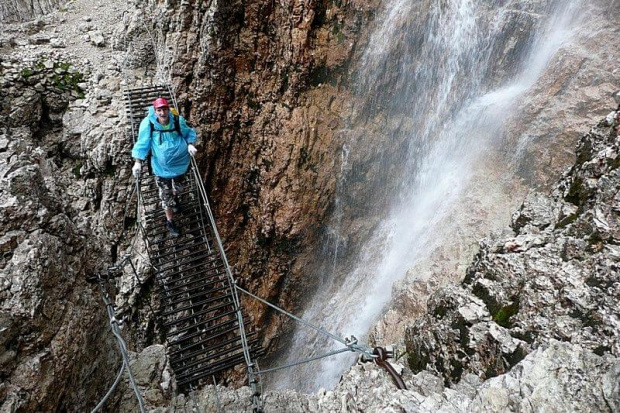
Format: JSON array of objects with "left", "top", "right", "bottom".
[{"left": 189, "top": 157, "right": 263, "bottom": 412}]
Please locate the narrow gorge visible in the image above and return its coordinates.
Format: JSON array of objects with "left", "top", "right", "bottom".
[{"left": 0, "top": 0, "right": 619, "bottom": 412}]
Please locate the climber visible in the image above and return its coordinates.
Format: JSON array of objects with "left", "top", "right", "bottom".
[{"left": 131, "top": 97, "right": 197, "bottom": 237}]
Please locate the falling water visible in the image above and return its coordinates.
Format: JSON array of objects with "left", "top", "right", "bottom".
[{"left": 272, "top": 0, "right": 583, "bottom": 392}]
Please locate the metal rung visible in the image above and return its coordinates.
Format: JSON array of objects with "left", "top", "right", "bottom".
[
  {"left": 171, "top": 331, "right": 257, "bottom": 365},
  {"left": 150, "top": 237, "right": 214, "bottom": 261},
  {"left": 152, "top": 240, "right": 214, "bottom": 263},
  {"left": 172, "top": 336, "right": 260, "bottom": 375},
  {"left": 154, "top": 244, "right": 216, "bottom": 265},
  {"left": 161, "top": 288, "right": 233, "bottom": 317},
  {"left": 163, "top": 283, "right": 231, "bottom": 308},
  {"left": 155, "top": 246, "right": 218, "bottom": 269},
  {"left": 148, "top": 226, "right": 206, "bottom": 247},
  {"left": 161, "top": 276, "right": 228, "bottom": 302},
  {"left": 176, "top": 356, "right": 246, "bottom": 388},
  {"left": 161, "top": 276, "right": 226, "bottom": 300},
  {"left": 144, "top": 202, "right": 201, "bottom": 220},
  {"left": 176, "top": 343, "right": 262, "bottom": 383},
  {"left": 168, "top": 316, "right": 242, "bottom": 348},
  {"left": 175, "top": 343, "right": 250, "bottom": 378},
  {"left": 159, "top": 267, "right": 227, "bottom": 295},
  {"left": 160, "top": 262, "right": 226, "bottom": 287},
  {"left": 163, "top": 301, "right": 235, "bottom": 327},
  {"left": 156, "top": 250, "right": 218, "bottom": 273},
  {"left": 149, "top": 234, "right": 211, "bottom": 255},
  {"left": 158, "top": 262, "right": 226, "bottom": 286},
  {"left": 165, "top": 309, "right": 238, "bottom": 338},
  {"left": 161, "top": 278, "right": 228, "bottom": 303},
  {"left": 124, "top": 97, "right": 170, "bottom": 106},
  {"left": 160, "top": 268, "right": 226, "bottom": 293},
  {"left": 166, "top": 310, "right": 237, "bottom": 338},
  {"left": 161, "top": 281, "right": 229, "bottom": 306},
  {"left": 141, "top": 187, "right": 195, "bottom": 204},
  {"left": 146, "top": 213, "right": 208, "bottom": 233},
  {"left": 146, "top": 212, "right": 207, "bottom": 239},
  {"left": 123, "top": 85, "right": 169, "bottom": 94},
  {"left": 176, "top": 347, "right": 265, "bottom": 389}
]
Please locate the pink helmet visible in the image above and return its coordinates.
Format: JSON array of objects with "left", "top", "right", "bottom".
[{"left": 153, "top": 97, "right": 170, "bottom": 109}]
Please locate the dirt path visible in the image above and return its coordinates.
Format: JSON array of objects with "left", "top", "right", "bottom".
[{"left": 1, "top": 0, "right": 134, "bottom": 71}]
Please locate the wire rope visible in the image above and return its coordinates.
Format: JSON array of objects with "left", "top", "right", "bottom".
[
  {"left": 90, "top": 362, "right": 125, "bottom": 413},
  {"left": 234, "top": 284, "right": 375, "bottom": 359}
]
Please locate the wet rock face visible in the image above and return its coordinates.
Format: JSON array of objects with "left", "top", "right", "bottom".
[
  {"left": 0, "top": 0, "right": 63, "bottom": 23},
  {"left": 405, "top": 113, "right": 620, "bottom": 384}
]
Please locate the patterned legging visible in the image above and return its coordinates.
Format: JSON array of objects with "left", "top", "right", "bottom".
[{"left": 155, "top": 174, "right": 185, "bottom": 210}]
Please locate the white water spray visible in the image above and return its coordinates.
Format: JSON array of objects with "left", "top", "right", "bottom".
[{"left": 272, "top": 0, "right": 584, "bottom": 392}]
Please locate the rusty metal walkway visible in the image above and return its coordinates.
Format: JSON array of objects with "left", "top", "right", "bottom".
[{"left": 123, "top": 85, "right": 263, "bottom": 391}]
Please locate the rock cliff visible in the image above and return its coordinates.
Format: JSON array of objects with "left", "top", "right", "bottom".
[
  {"left": 120, "top": 0, "right": 379, "bottom": 350},
  {"left": 405, "top": 112, "right": 620, "bottom": 385},
  {"left": 1, "top": 0, "right": 620, "bottom": 411},
  {"left": 0, "top": 0, "right": 64, "bottom": 23},
  {"left": 115, "top": 110, "right": 620, "bottom": 413}
]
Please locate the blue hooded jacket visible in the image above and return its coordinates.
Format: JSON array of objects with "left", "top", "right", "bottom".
[{"left": 131, "top": 107, "right": 197, "bottom": 178}]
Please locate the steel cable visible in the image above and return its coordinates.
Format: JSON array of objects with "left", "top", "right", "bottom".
[
  {"left": 100, "top": 283, "right": 147, "bottom": 413},
  {"left": 90, "top": 362, "right": 125, "bottom": 413},
  {"left": 234, "top": 284, "right": 376, "bottom": 359}
]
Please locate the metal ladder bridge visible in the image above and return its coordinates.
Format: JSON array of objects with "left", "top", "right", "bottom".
[{"left": 123, "top": 85, "right": 263, "bottom": 391}]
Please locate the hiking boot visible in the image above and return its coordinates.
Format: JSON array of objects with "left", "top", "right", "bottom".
[{"left": 166, "top": 220, "right": 180, "bottom": 237}]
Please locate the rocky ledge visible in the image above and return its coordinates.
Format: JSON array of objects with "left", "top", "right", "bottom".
[{"left": 402, "top": 110, "right": 620, "bottom": 408}]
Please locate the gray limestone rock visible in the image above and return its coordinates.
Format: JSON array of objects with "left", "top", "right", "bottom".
[
  {"left": 50, "top": 38, "right": 66, "bottom": 48},
  {"left": 89, "top": 31, "right": 105, "bottom": 47},
  {"left": 404, "top": 113, "right": 620, "bottom": 401},
  {"left": 469, "top": 341, "right": 619, "bottom": 413}
]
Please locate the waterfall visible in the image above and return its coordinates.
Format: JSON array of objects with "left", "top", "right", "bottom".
[{"left": 272, "top": 0, "right": 584, "bottom": 392}]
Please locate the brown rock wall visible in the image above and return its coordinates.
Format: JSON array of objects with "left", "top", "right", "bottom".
[{"left": 132, "top": 0, "right": 379, "bottom": 350}]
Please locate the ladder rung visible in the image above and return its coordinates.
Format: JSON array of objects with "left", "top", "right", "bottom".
[
  {"left": 165, "top": 309, "right": 238, "bottom": 338},
  {"left": 161, "top": 288, "right": 233, "bottom": 317},
  {"left": 162, "top": 301, "right": 234, "bottom": 327},
  {"left": 163, "top": 282, "right": 230, "bottom": 308},
  {"left": 159, "top": 266, "right": 227, "bottom": 294},
  {"left": 150, "top": 237, "right": 214, "bottom": 261},
  {"left": 176, "top": 342, "right": 261, "bottom": 383},
  {"left": 168, "top": 316, "right": 243, "bottom": 347},
  {"left": 161, "top": 275, "right": 228, "bottom": 301},
  {"left": 156, "top": 249, "right": 218, "bottom": 272},
  {"left": 175, "top": 341, "right": 250, "bottom": 377},
  {"left": 171, "top": 330, "right": 257, "bottom": 365},
  {"left": 158, "top": 262, "right": 226, "bottom": 286}
]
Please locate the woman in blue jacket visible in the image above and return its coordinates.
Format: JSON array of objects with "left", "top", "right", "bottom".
[{"left": 131, "top": 97, "right": 197, "bottom": 237}]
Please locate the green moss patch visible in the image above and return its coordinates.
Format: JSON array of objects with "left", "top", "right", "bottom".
[{"left": 492, "top": 301, "right": 519, "bottom": 328}]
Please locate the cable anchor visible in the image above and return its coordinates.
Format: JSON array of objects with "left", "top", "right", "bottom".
[{"left": 359, "top": 346, "right": 407, "bottom": 390}]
